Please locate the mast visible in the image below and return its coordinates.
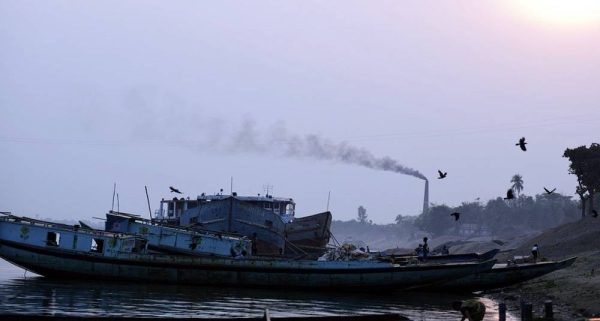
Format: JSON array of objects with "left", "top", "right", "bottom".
[
  {"left": 145, "top": 186, "right": 152, "bottom": 220},
  {"left": 112, "top": 183, "right": 116, "bottom": 211}
]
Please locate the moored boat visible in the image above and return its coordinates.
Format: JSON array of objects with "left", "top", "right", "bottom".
[
  {"left": 389, "top": 248, "right": 501, "bottom": 264},
  {"left": 422, "top": 256, "right": 577, "bottom": 292},
  {"left": 0, "top": 213, "right": 496, "bottom": 291},
  {"left": 154, "top": 192, "right": 332, "bottom": 255}
]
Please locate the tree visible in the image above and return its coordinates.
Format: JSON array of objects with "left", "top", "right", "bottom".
[
  {"left": 413, "top": 204, "right": 451, "bottom": 237},
  {"left": 510, "top": 174, "right": 524, "bottom": 197},
  {"left": 563, "top": 143, "right": 600, "bottom": 217},
  {"left": 395, "top": 214, "right": 416, "bottom": 238},
  {"left": 454, "top": 201, "right": 485, "bottom": 234},
  {"left": 357, "top": 206, "right": 368, "bottom": 223},
  {"left": 575, "top": 183, "right": 589, "bottom": 218}
]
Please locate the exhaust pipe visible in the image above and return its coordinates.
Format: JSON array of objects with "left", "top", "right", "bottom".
[{"left": 422, "top": 179, "right": 429, "bottom": 214}]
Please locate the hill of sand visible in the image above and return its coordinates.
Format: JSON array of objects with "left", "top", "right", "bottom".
[
  {"left": 384, "top": 217, "right": 600, "bottom": 319},
  {"left": 486, "top": 216, "right": 600, "bottom": 320}
]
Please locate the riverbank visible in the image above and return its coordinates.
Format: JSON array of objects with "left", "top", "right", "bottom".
[
  {"left": 484, "top": 250, "right": 599, "bottom": 320},
  {"left": 390, "top": 216, "right": 600, "bottom": 320},
  {"left": 486, "top": 216, "right": 600, "bottom": 320}
]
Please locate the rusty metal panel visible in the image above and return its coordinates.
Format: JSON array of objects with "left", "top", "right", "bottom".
[{"left": 206, "top": 269, "right": 238, "bottom": 285}]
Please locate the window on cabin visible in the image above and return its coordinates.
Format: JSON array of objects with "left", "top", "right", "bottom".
[
  {"left": 46, "top": 232, "right": 60, "bottom": 247},
  {"left": 187, "top": 201, "right": 198, "bottom": 209},
  {"left": 132, "top": 240, "right": 146, "bottom": 253},
  {"left": 91, "top": 238, "right": 104, "bottom": 253},
  {"left": 263, "top": 202, "right": 272, "bottom": 210},
  {"left": 168, "top": 202, "right": 175, "bottom": 217},
  {"left": 286, "top": 204, "right": 295, "bottom": 215}
]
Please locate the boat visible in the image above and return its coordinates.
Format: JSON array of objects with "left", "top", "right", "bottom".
[
  {"left": 422, "top": 256, "right": 577, "bottom": 292},
  {"left": 104, "top": 210, "right": 251, "bottom": 257},
  {"left": 389, "top": 248, "right": 501, "bottom": 264},
  {"left": 154, "top": 192, "right": 332, "bottom": 255},
  {"left": 0, "top": 213, "right": 496, "bottom": 290}
]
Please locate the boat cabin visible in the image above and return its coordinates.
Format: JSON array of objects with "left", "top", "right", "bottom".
[
  {"left": 0, "top": 213, "right": 148, "bottom": 257},
  {"left": 154, "top": 193, "right": 296, "bottom": 222}
]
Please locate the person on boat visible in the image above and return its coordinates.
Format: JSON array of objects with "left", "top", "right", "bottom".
[
  {"left": 251, "top": 233, "right": 258, "bottom": 256},
  {"left": 452, "top": 299, "right": 486, "bottom": 321},
  {"left": 415, "top": 244, "right": 424, "bottom": 261},
  {"left": 531, "top": 244, "right": 539, "bottom": 263},
  {"left": 422, "top": 237, "right": 430, "bottom": 261},
  {"left": 441, "top": 245, "right": 449, "bottom": 255},
  {"left": 235, "top": 250, "right": 247, "bottom": 259}
]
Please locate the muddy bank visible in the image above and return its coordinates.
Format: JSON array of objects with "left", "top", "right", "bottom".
[{"left": 386, "top": 216, "right": 600, "bottom": 320}]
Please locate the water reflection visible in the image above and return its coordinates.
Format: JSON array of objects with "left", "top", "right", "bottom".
[{"left": 0, "top": 277, "right": 516, "bottom": 320}]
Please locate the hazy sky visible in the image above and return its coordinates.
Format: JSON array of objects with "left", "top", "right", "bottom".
[{"left": 2, "top": 1, "right": 599, "bottom": 224}]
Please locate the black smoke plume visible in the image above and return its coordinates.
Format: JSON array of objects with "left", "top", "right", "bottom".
[{"left": 228, "top": 119, "right": 427, "bottom": 181}]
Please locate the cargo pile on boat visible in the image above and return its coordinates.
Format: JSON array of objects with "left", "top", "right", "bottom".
[{"left": 318, "top": 243, "right": 377, "bottom": 261}]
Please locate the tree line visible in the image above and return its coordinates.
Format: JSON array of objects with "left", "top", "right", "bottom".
[{"left": 334, "top": 143, "right": 599, "bottom": 242}]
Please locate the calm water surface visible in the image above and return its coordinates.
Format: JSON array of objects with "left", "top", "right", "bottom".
[{"left": 0, "top": 259, "right": 517, "bottom": 320}]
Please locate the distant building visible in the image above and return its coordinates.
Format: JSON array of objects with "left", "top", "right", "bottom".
[{"left": 458, "top": 223, "right": 490, "bottom": 236}]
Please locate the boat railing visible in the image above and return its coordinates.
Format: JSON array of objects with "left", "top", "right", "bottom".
[
  {"left": 0, "top": 213, "right": 132, "bottom": 238},
  {"left": 109, "top": 211, "right": 249, "bottom": 241}
]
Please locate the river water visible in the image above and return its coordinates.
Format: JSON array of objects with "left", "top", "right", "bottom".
[{"left": 0, "top": 259, "right": 517, "bottom": 320}]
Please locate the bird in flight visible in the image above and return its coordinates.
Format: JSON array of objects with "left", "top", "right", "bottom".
[
  {"left": 170, "top": 186, "right": 183, "bottom": 194},
  {"left": 450, "top": 212, "right": 460, "bottom": 221},
  {"left": 544, "top": 187, "right": 556, "bottom": 195},
  {"left": 516, "top": 137, "right": 527, "bottom": 151},
  {"left": 504, "top": 189, "right": 515, "bottom": 200},
  {"left": 592, "top": 210, "right": 598, "bottom": 218},
  {"left": 438, "top": 170, "right": 447, "bottom": 179}
]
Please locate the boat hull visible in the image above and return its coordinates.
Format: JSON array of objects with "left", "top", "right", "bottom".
[
  {"left": 285, "top": 211, "right": 332, "bottom": 254},
  {"left": 424, "top": 257, "right": 577, "bottom": 292},
  {"left": 0, "top": 239, "right": 496, "bottom": 290},
  {"left": 390, "top": 249, "right": 501, "bottom": 263}
]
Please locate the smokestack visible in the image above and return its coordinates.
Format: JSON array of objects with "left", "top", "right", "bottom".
[{"left": 422, "top": 179, "right": 429, "bottom": 214}]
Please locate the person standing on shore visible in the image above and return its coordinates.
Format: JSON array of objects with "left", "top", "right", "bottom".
[
  {"left": 452, "top": 299, "right": 486, "bottom": 321},
  {"left": 441, "top": 245, "right": 449, "bottom": 255},
  {"left": 531, "top": 244, "right": 539, "bottom": 263},
  {"left": 422, "top": 237, "right": 430, "bottom": 261}
]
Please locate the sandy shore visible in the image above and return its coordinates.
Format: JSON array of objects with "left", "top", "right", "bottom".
[
  {"left": 391, "top": 216, "right": 600, "bottom": 320},
  {"left": 476, "top": 216, "right": 600, "bottom": 320},
  {"left": 485, "top": 250, "right": 599, "bottom": 320}
]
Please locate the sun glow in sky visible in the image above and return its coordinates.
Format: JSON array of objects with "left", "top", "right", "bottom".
[{"left": 510, "top": 0, "right": 600, "bottom": 27}]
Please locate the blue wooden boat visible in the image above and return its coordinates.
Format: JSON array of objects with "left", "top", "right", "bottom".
[
  {"left": 389, "top": 248, "right": 501, "bottom": 263},
  {"left": 155, "top": 193, "right": 332, "bottom": 255},
  {"left": 0, "top": 213, "right": 496, "bottom": 290},
  {"left": 104, "top": 211, "right": 251, "bottom": 257},
  {"left": 423, "top": 256, "right": 577, "bottom": 292}
]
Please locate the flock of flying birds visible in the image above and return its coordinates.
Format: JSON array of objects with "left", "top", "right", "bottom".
[
  {"left": 168, "top": 136, "right": 598, "bottom": 222},
  {"left": 441, "top": 137, "right": 598, "bottom": 221}
]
